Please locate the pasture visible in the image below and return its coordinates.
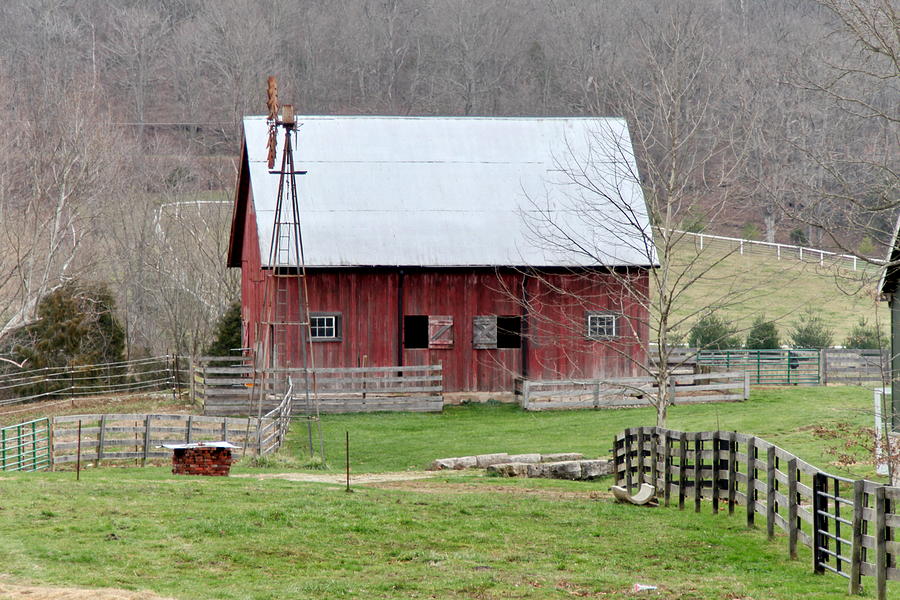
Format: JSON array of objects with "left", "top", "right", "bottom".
[{"left": 0, "top": 385, "right": 890, "bottom": 599}]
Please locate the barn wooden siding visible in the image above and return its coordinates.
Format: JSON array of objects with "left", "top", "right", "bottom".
[{"left": 239, "top": 195, "right": 648, "bottom": 393}]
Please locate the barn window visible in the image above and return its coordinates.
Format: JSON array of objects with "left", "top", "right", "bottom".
[
  {"left": 427, "top": 315, "right": 454, "bottom": 348},
  {"left": 586, "top": 312, "right": 618, "bottom": 339},
  {"left": 473, "top": 315, "right": 521, "bottom": 349},
  {"left": 404, "top": 315, "right": 429, "bottom": 348},
  {"left": 309, "top": 312, "right": 342, "bottom": 341}
]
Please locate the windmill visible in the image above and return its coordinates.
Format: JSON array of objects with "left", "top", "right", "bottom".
[{"left": 251, "top": 76, "right": 322, "bottom": 458}]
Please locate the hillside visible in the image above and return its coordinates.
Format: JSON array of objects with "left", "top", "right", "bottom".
[{"left": 664, "top": 235, "right": 883, "bottom": 344}]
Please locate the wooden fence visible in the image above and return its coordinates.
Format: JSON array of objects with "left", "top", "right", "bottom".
[
  {"left": 822, "top": 349, "right": 889, "bottom": 385},
  {"left": 51, "top": 413, "right": 274, "bottom": 465},
  {"left": 194, "top": 360, "right": 444, "bottom": 416},
  {"left": 519, "top": 371, "right": 749, "bottom": 411},
  {"left": 650, "top": 347, "right": 889, "bottom": 387},
  {"left": 614, "top": 427, "right": 899, "bottom": 599}
]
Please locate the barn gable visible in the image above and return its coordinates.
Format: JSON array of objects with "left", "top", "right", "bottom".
[{"left": 227, "top": 116, "right": 655, "bottom": 269}]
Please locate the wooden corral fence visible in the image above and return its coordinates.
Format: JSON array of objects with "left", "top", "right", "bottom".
[
  {"left": 822, "top": 349, "right": 889, "bottom": 386},
  {"left": 0, "top": 418, "right": 50, "bottom": 472},
  {"left": 518, "top": 371, "right": 749, "bottom": 411},
  {"left": 51, "top": 413, "right": 277, "bottom": 466},
  {"left": 194, "top": 359, "right": 444, "bottom": 416},
  {"left": 614, "top": 427, "right": 899, "bottom": 599}
]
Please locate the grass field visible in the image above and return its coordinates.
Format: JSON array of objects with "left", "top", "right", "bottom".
[
  {"left": 0, "top": 385, "right": 892, "bottom": 599},
  {"left": 665, "top": 237, "right": 883, "bottom": 343}
]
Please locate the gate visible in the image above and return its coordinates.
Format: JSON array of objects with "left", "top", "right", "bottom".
[
  {"left": 697, "top": 349, "right": 820, "bottom": 385},
  {"left": 1, "top": 418, "right": 51, "bottom": 472},
  {"left": 812, "top": 473, "right": 855, "bottom": 580}
]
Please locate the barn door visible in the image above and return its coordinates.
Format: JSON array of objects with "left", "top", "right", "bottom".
[{"left": 428, "top": 315, "right": 454, "bottom": 348}]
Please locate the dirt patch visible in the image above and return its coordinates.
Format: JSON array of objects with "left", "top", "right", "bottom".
[
  {"left": 232, "top": 470, "right": 455, "bottom": 485},
  {"left": 0, "top": 579, "right": 176, "bottom": 600},
  {"left": 370, "top": 478, "right": 612, "bottom": 500}
]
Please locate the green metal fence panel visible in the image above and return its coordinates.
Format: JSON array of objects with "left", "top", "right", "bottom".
[
  {"left": 0, "top": 418, "right": 50, "bottom": 472},
  {"left": 697, "top": 349, "right": 820, "bottom": 385}
]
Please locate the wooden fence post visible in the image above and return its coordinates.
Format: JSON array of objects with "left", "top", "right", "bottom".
[
  {"left": 766, "top": 446, "right": 776, "bottom": 540},
  {"left": 663, "top": 432, "right": 672, "bottom": 507},
  {"left": 650, "top": 428, "right": 658, "bottom": 489},
  {"left": 694, "top": 435, "right": 702, "bottom": 513},
  {"left": 743, "top": 371, "right": 750, "bottom": 400},
  {"left": 678, "top": 432, "right": 687, "bottom": 510},
  {"left": 812, "top": 473, "right": 827, "bottom": 574},
  {"left": 875, "top": 486, "right": 887, "bottom": 600},
  {"left": 522, "top": 380, "right": 530, "bottom": 410},
  {"left": 746, "top": 437, "right": 756, "bottom": 527},
  {"left": 96, "top": 415, "right": 107, "bottom": 467},
  {"left": 712, "top": 432, "right": 721, "bottom": 513},
  {"left": 624, "top": 428, "right": 634, "bottom": 494},
  {"left": 788, "top": 458, "right": 799, "bottom": 560},
  {"left": 189, "top": 357, "right": 196, "bottom": 405},
  {"left": 186, "top": 415, "right": 193, "bottom": 444},
  {"left": 849, "top": 480, "right": 864, "bottom": 595},
  {"left": 728, "top": 432, "right": 737, "bottom": 515},
  {"left": 636, "top": 429, "right": 646, "bottom": 486},
  {"left": 141, "top": 415, "right": 152, "bottom": 467},
  {"left": 592, "top": 381, "right": 600, "bottom": 409},
  {"left": 613, "top": 435, "right": 622, "bottom": 487}
]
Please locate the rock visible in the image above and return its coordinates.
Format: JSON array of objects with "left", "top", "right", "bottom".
[
  {"left": 508, "top": 453, "right": 541, "bottom": 464},
  {"left": 526, "top": 463, "right": 548, "bottom": 478},
  {"left": 475, "top": 453, "right": 510, "bottom": 468},
  {"left": 547, "top": 461, "right": 582, "bottom": 480},
  {"left": 430, "top": 456, "right": 477, "bottom": 470},
  {"left": 541, "top": 453, "right": 583, "bottom": 462},
  {"left": 486, "top": 462, "right": 529, "bottom": 477},
  {"left": 579, "top": 459, "right": 611, "bottom": 480}
]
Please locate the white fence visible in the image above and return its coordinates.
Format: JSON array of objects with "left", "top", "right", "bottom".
[{"left": 674, "top": 229, "right": 883, "bottom": 273}]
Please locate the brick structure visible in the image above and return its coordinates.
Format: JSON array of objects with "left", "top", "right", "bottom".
[{"left": 171, "top": 446, "right": 233, "bottom": 476}]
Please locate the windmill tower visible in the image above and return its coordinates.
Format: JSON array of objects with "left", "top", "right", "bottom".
[{"left": 252, "top": 76, "right": 322, "bottom": 457}]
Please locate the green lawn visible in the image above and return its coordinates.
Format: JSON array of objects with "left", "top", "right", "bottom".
[
  {"left": 0, "top": 386, "right": 891, "bottom": 599},
  {"left": 300, "top": 386, "right": 879, "bottom": 480}
]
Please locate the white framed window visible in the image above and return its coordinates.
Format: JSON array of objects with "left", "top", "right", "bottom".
[
  {"left": 586, "top": 312, "right": 618, "bottom": 340},
  {"left": 309, "top": 312, "right": 342, "bottom": 341}
]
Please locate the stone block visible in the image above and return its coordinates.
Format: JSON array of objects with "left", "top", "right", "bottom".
[
  {"left": 579, "top": 459, "right": 611, "bottom": 480},
  {"left": 541, "top": 453, "right": 583, "bottom": 462},
  {"left": 508, "top": 453, "right": 541, "bottom": 464},
  {"left": 526, "top": 463, "right": 549, "bottom": 478},
  {"left": 430, "top": 456, "right": 478, "bottom": 470},
  {"left": 486, "top": 462, "right": 529, "bottom": 477},
  {"left": 475, "top": 453, "right": 510, "bottom": 468},
  {"left": 547, "top": 461, "right": 582, "bottom": 480}
]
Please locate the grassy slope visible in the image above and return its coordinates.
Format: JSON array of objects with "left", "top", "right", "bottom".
[
  {"left": 663, "top": 237, "right": 882, "bottom": 343},
  {"left": 305, "top": 386, "right": 878, "bottom": 479}
]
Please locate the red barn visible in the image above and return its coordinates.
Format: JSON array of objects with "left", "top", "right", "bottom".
[{"left": 227, "top": 116, "right": 655, "bottom": 398}]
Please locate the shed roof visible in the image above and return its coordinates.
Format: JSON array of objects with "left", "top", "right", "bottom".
[{"left": 229, "top": 116, "right": 656, "bottom": 268}]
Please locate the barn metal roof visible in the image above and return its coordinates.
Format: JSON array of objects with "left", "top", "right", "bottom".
[{"left": 240, "top": 116, "right": 656, "bottom": 268}]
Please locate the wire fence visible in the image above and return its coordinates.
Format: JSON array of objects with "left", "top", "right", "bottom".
[{"left": 0, "top": 355, "right": 186, "bottom": 407}]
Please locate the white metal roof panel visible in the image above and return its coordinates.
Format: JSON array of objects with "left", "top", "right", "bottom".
[{"left": 243, "top": 116, "right": 656, "bottom": 268}]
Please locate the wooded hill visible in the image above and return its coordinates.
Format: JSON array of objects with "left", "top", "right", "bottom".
[{"left": 0, "top": 0, "right": 895, "bottom": 358}]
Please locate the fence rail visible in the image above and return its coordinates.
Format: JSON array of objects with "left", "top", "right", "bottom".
[
  {"left": 674, "top": 229, "right": 883, "bottom": 273},
  {"left": 195, "top": 362, "right": 444, "bottom": 416},
  {"left": 519, "top": 371, "right": 749, "bottom": 411},
  {"left": 614, "top": 427, "right": 898, "bottom": 599},
  {"left": 0, "top": 355, "right": 183, "bottom": 407},
  {"left": 0, "top": 418, "right": 50, "bottom": 471},
  {"left": 51, "top": 413, "right": 274, "bottom": 465}
]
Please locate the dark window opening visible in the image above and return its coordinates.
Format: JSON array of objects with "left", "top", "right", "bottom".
[
  {"left": 586, "top": 312, "right": 618, "bottom": 340},
  {"left": 404, "top": 315, "right": 429, "bottom": 348},
  {"left": 496, "top": 316, "right": 522, "bottom": 349}
]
